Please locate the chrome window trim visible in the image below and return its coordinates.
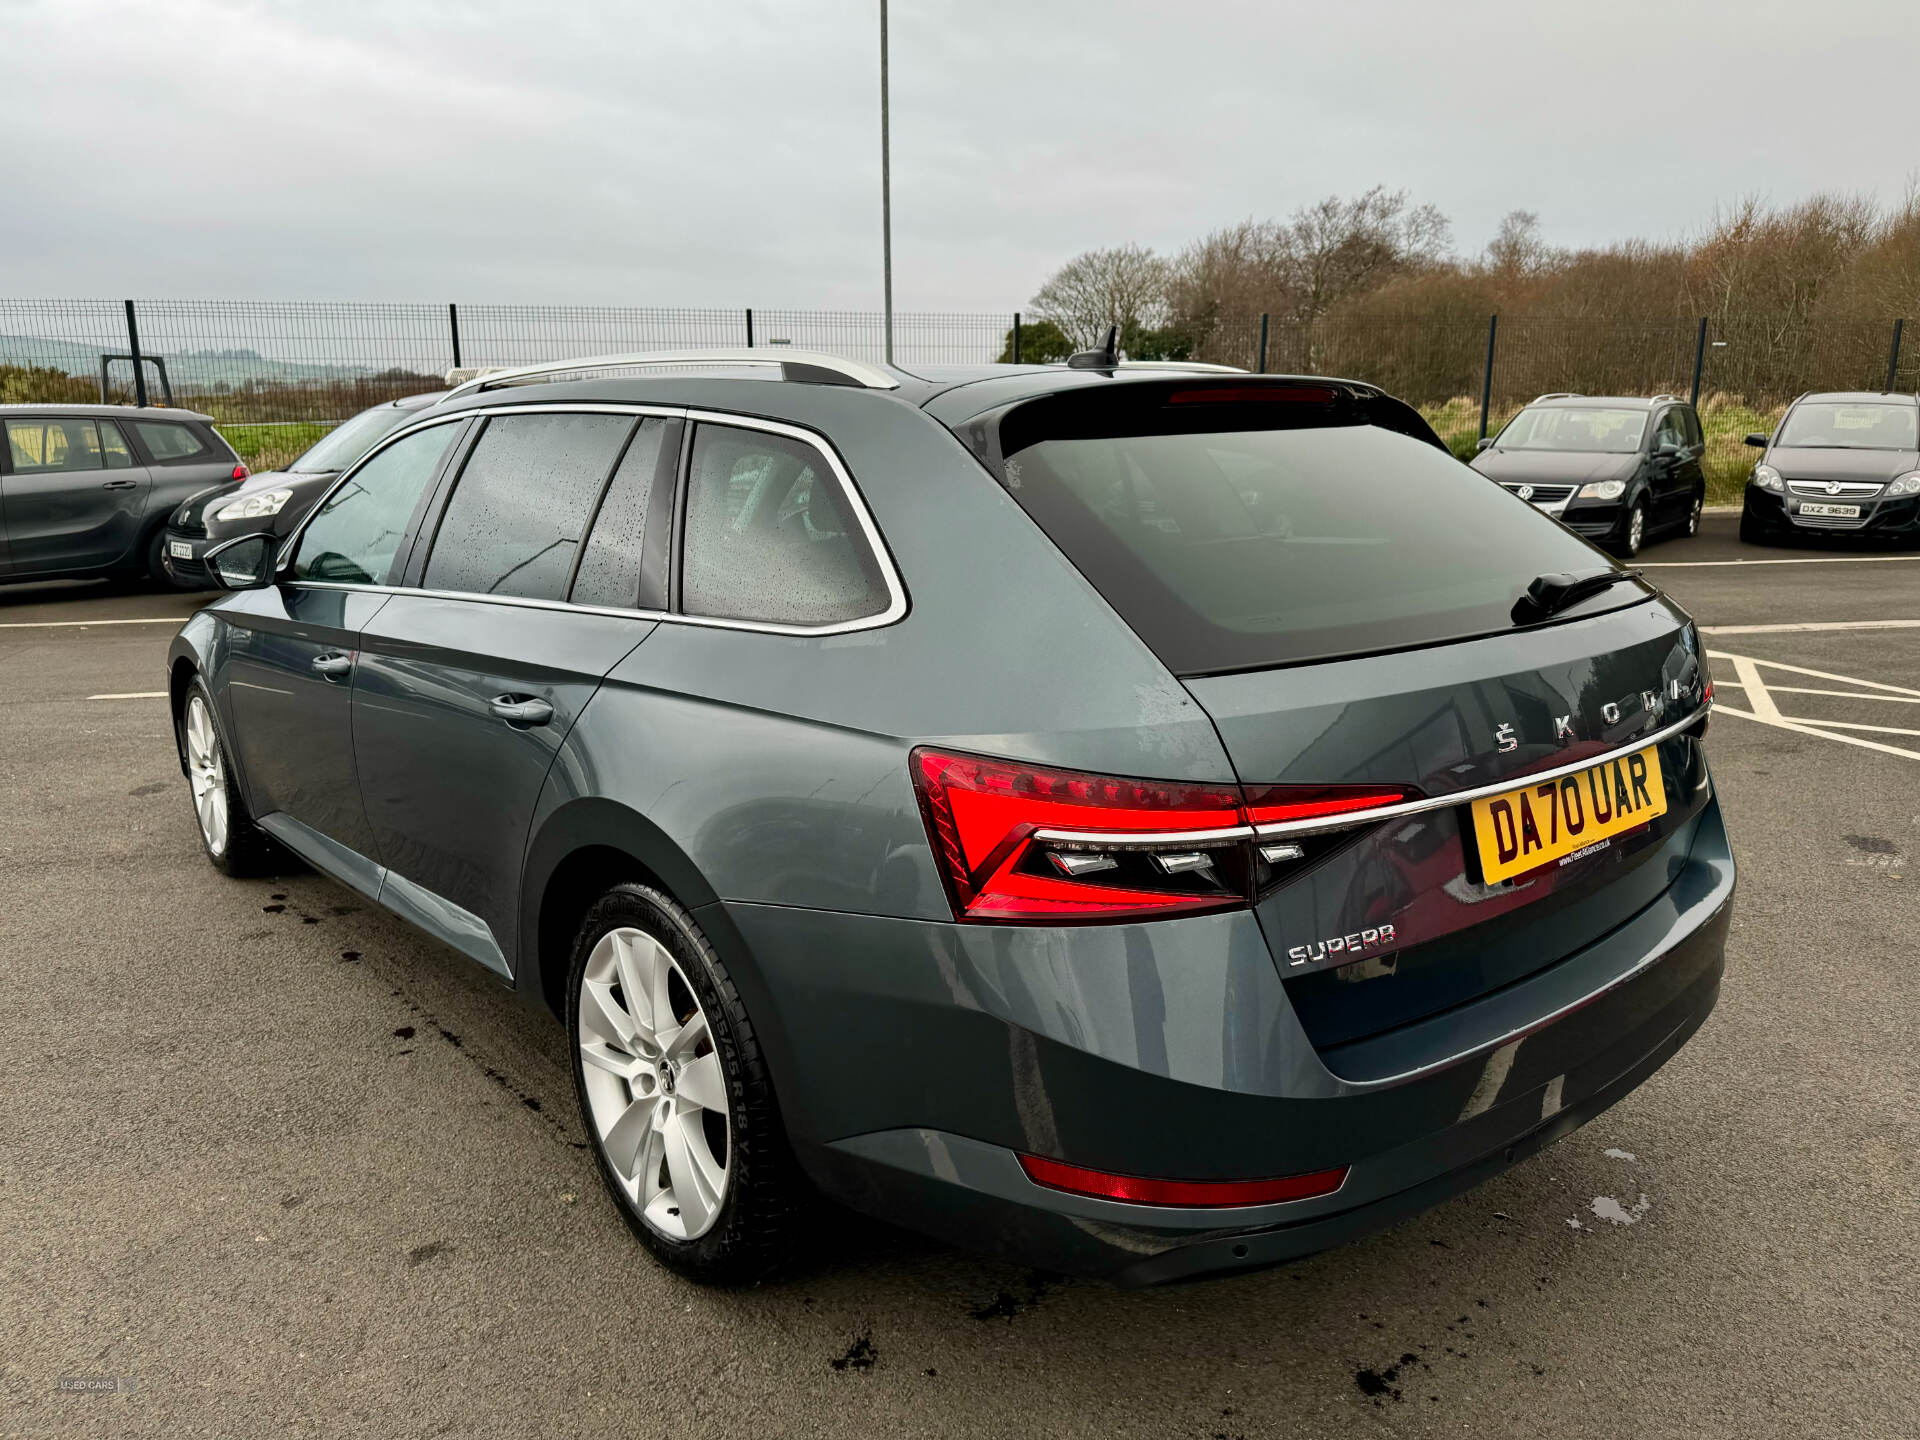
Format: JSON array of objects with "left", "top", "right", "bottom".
[
  {"left": 277, "top": 401, "right": 909, "bottom": 639},
  {"left": 1252, "top": 702, "right": 1713, "bottom": 841},
  {"left": 1023, "top": 703, "right": 1711, "bottom": 851}
]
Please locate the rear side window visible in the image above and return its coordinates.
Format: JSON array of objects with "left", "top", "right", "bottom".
[
  {"left": 571, "top": 418, "right": 670, "bottom": 608},
  {"left": 995, "top": 393, "right": 1619, "bottom": 674},
  {"left": 292, "top": 423, "right": 459, "bottom": 585},
  {"left": 679, "top": 424, "right": 888, "bottom": 627},
  {"left": 5, "top": 417, "right": 125, "bottom": 474},
  {"left": 133, "top": 421, "right": 210, "bottom": 462},
  {"left": 1654, "top": 410, "right": 1686, "bottom": 449},
  {"left": 423, "top": 412, "right": 632, "bottom": 601}
]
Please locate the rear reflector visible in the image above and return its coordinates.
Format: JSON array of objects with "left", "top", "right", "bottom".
[
  {"left": 1018, "top": 1153, "right": 1349, "bottom": 1208},
  {"left": 911, "top": 748, "right": 1415, "bottom": 925}
]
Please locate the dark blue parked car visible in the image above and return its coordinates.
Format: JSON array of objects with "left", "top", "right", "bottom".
[{"left": 169, "top": 349, "right": 1733, "bottom": 1285}]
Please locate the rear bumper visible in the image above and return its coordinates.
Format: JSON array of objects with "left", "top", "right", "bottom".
[{"left": 715, "top": 791, "right": 1735, "bottom": 1283}]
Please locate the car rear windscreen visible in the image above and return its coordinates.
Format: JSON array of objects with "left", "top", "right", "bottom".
[{"left": 993, "top": 388, "right": 1625, "bottom": 675}]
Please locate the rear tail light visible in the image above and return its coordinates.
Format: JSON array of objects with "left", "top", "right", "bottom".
[
  {"left": 911, "top": 748, "right": 1412, "bottom": 925},
  {"left": 231, "top": 463, "right": 250, "bottom": 481},
  {"left": 1017, "top": 1152, "right": 1349, "bottom": 1207}
]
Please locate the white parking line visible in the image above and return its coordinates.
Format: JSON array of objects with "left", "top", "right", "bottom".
[
  {"left": 87, "top": 691, "right": 167, "bottom": 701},
  {"left": 1701, "top": 620, "right": 1920, "bottom": 635},
  {"left": 1642, "top": 554, "right": 1920, "bottom": 569},
  {"left": 0, "top": 617, "right": 184, "bottom": 629},
  {"left": 1707, "top": 649, "right": 1920, "bottom": 762}
]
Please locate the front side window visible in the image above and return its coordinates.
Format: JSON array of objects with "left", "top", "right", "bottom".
[
  {"left": 133, "top": 421, "right": 210, "bottom": 462},
  {"left": 5, "top": 417, "right": 110, "bottom": 474},
  {"left": 422, "top": 412, "right": 633, "bottom": 601},
  {"left": 291, "top": 423, "right": 460, "bottom": 585},
  {"left": 1495, "top": 407, "right": 1648, "bottom": 454},
  {"left": 679, "top": 424, "right": 888, "bottom": 627},
  {"left": 1776, "top": 402, "right": 1918, "bottom": 450}
]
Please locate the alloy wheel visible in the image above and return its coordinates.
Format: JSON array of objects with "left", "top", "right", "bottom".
[
  {"left": 185, "top": 695, "right": 229, "bottom": 856},
  {"left": 1688, "top": 495, "right": 1702, "bottom": 536},
  {"left": 1627, "top": 504, "right": 1645, "bottom": 554},
  {"left": 576, "top": 926, "right": 731, "bottom": 1240}
]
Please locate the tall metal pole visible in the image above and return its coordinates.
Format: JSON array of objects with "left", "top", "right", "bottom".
[
  {"left": 1689, "top": 316, "right": 1708, "bottom": 407},
  {"left": 124, "top": 299, "right": 148, "bottom": 408},
  {"left": 1887, "top": 318, "right": 1905, "bottom": 393},
  {"left": 449, "top": 303, "right": 462, "bottom": 369},
  {"left": 1478, "top": 314, "right": 1498, "bottom": 440},
  {"left": 879, "top": 0, "right": 893, "bottom": 364},
  {"left": 1257, "top": 313, "right": 1269, "bottom": 374}
]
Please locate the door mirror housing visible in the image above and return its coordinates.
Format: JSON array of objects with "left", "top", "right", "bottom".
[
  {"left": 1744, "top": 432, "right": 1769, "bottom": 448},
  {"left": 1475, "top": 437, "right": 1496, "bottom": 451},
  {"left": 205, "top": 533, "right": 279, "bottom": 590}
]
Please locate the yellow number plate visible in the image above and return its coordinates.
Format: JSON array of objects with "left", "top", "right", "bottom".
[{"left": 1468, "top": 746, "right": 1667, "bottom": 884}]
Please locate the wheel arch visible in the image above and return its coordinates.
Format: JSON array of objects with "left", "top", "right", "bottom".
[{"left": 521, "top": 796, "right": 721, "bottom": 1019}]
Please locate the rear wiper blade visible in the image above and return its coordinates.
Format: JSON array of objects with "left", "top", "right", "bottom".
[{"left": 1511, "top": 567, "right": 1642, "bottom": 625}]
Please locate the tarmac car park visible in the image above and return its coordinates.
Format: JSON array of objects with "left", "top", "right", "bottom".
[{"left": 4, "top": 365, "right": 1917, "bottom": 1438}]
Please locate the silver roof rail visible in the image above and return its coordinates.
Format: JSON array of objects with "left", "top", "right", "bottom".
[
  {"left": 1114, "top": 360, "right": 1248, "bottom": 374},
  {"left": 444, "top": 349, "right": 901, "bottom": 398},
  {"left": 1532, "top": 391, "right": 1581, "bottom": 403},
  {"left": 1648, "top": 393, "right": 1683, "bottom": 405}
]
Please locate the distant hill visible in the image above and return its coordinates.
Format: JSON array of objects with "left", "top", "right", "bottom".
[{"left": 0, "top": 334, "right": 440, "bottom": 388}]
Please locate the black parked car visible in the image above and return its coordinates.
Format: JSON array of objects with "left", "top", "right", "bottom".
[
  {"left": 162, "top": 391, "right": 448, "bottom": 587},
  {"left": 1739, "top": 391, "right": 1920, "bottom": 544},
  {"left": 0, "top": 405, "right": 246, "bottom": 587},
  {"left": 1472, "top": 394, "right": 1707, "bottom": 557},
  {"left": 170, "top": 351, "right": 1730, "bottom": 1286}
]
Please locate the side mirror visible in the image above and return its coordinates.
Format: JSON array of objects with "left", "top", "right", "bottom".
[
  {"left": 1475, "top": 437, "right": 1496, "bottom": 451},
  {"left": 1744, "top": 432, "right": 1769, "bottom": 448},
  {"left": 205, "top": 533, "right": 279, "bottom": 591}
]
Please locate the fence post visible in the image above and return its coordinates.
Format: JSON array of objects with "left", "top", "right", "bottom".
[
  {"left": 1478, "top": 314, "right": 1498, "bottom": 440},
  {"left": 1689, "top": 316, "right": 1708, "bottom": 407},
  {"left": 124, "top": 299, "right": 148, "bottom": 408},
  {"left": 1012, "top": 313, "right": 1021, "bottom": 364},
  {"left": 448, "top": 303, "right": 462, "bottom": 369},
  {"left": 745, "top": 308, "right": 754, "bottom": 348},
  {"left": 1888, "top": 319, "right": 1905, "bottom": 392},
  {"left": 1257, "top": 313, "right": 1269, "bottom": 374}
]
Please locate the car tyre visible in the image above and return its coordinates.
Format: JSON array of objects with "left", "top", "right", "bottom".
[
  {"left": 1738, "top": 507, "right": 1775, "bottom": 547},
  {"left": 567, "top": 883, "right": 805, "bottom": 1285},
  {"left": 181, "top": 679, "right": 280, "bottom": 876},
  {"left": 1612, "top": 499, "right": 1647, "bottom": 558}
]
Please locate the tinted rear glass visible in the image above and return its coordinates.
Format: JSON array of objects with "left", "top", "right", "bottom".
[{"left": 995, "top": 394, "right": 1623, "bottom": 674}]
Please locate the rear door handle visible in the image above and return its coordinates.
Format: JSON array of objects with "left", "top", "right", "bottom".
[
  {"left": 102, "top": 479, "right": 139, "bottom": 490},
  {"left": 489, "top": 695, "right": 553, "bottom": 726},
  {"left": 311, "top": 653, "right": 353, "bottom": 679}
]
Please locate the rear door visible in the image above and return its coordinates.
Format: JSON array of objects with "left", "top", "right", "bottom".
[
  {"left": 0, "top": 415, "right": 150, "bottom": 573},
  {"left": 349, "top": 407, "right": 673, "bottom": 978},
  {"left": 1648, "top": 407, "right": 1692, "bottom": 526}
]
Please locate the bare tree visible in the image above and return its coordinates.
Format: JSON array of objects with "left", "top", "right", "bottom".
[
  {"left": 1029, "top": 244, "right": 1171, "bottom": 350},
  {"left": 1484, "top": 210, "right": 1558, "bottom": 279},
  {"left": 1285, "top": 186, "right": 1452, "bottom": 325}
]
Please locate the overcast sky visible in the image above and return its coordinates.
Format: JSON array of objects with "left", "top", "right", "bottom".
[{"left": 3, "top": 0, "right": 1914, "bottom": 312}]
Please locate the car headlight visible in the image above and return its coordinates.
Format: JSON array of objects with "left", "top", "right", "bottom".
[
  {"left": 1885, "top": 471, "right": 1920, "bottom": 497},
  {"left": 215, "top": 488, "right": 294, "bottom": 522},
  {"left": 1577, "top": 480, "right": 1626, "bottom": 500},
  {"left": 1752, "top": 465, "right": 1783, "bottom": 493}
]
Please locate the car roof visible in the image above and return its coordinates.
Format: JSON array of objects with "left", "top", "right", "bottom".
[
  {"left": 1529, "top": 395, "right": 1677, "bottom": 410},
  {"left": 391, "top": 391, "right": 450, "bottom": 410},
  {"left": 0, "top": 403, "right": 216, "bottom": 422},
  {"left": 1791, "top": 391, "right": 1920, "bottom": 406}
]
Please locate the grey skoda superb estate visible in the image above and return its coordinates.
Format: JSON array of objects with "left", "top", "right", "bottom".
[{"left": 169, "top": 351, "right": 1732, "bottom": 1286}]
